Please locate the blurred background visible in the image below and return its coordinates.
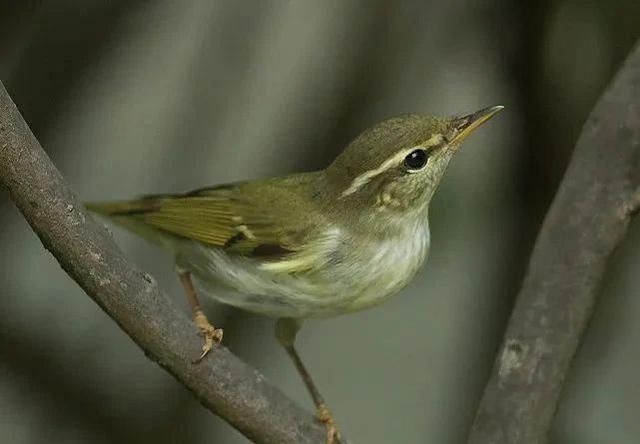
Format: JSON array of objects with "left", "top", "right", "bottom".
[{"left": 1, "top": 1, "right": 639, "bottom": 443}]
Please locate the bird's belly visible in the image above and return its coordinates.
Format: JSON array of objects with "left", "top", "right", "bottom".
[{"left": 180, "top": 225, "right": 430, "bottom": 319}]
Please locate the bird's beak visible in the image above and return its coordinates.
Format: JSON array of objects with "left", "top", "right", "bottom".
[{"left": 449, "top": 105, "right": 504, "bottom": 145}]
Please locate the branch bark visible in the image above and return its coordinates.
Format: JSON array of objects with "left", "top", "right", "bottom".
[
  {"left": 0, "top": 80, "right": 326, "bottom": 444},
  {"left": 468, "top": 40, "right": 640, "bottom": 443}
]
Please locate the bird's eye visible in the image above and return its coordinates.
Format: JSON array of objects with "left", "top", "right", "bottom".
[{"left": 404, "top": 149, "right": 429, "bottom": 171}]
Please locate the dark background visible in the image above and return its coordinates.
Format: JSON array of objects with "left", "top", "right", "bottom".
[{"left": 1, "top": 1, "right": 639, "bottom": 443}]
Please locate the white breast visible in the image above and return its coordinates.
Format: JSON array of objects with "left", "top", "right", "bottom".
[
  {"left": 342, "top": 219, "right": 430, "bottom": 312},
  {"left": 180, "top": 217, "right": 430, "bottom": 319}
]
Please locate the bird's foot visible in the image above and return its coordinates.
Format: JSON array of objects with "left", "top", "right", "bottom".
[
  {"left": 193, "top": 309, "right": 223, "bottom": 363},
  {"left": 316, "top": 403, "right": 341, "bottom": 444}
]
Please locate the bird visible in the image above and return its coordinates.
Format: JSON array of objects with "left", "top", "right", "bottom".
[{"left": 86, "top": 105, "right": 503, "bottom": 443}]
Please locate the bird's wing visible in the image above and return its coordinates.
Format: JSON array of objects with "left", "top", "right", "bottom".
[{"left": 86, "top": 174, "right": 336, "bottom": 273}]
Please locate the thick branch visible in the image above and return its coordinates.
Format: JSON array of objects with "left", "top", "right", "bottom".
[
  {"left": 468, "top": 41, "right": 640, "bottom": 443},
  {"left": 0, "top": 81, "right": 326, "bottom": 444}
]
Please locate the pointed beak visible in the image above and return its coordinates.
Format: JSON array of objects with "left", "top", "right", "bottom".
[{"left": 449, "top": 105, "right": 504, "bottom": 145}]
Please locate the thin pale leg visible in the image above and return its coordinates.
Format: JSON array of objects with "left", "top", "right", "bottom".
[
  {"left": 177, "top": 268, "right": 223, "bottom": 362},
  {"left": 275, "top": 318, "right": 341, "bottom": 444}
]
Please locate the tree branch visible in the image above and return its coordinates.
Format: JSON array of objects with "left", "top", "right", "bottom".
[
  {"left": 468, "top": 40, "right": 640, "bottom": 443},
  {"left": 0, "top": 80, "right": 326, "bottom": 444}
]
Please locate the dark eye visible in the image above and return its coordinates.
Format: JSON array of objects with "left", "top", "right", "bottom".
[{"left": 404, "top": 149, "right": 428, "bottom": 171}]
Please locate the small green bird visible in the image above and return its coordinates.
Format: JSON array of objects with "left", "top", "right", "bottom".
[{"left": 86, "top": 105, "right": 502, "bottom": 442}]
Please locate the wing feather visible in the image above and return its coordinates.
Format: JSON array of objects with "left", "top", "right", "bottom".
[{"left": 86, "top": 173, "right": 333, "bottom": 272}]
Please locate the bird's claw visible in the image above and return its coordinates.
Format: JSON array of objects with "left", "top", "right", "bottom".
[
  {"left": 317, "top": 403, "right": 341, "bottom": 444},
  {"left": 193, "top": 309, "right": 223, "bottom": 363}
]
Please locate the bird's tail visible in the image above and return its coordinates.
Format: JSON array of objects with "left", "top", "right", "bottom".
[
  {"left": 85, "top": 198, "right": 158, "bottom": 216},
  {"left": 85, "top": 198, "right": 178, "bottom": 250}
]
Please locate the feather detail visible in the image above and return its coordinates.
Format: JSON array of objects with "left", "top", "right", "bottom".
[{"left": 85, "top": 172, "right": 331, "bottom": 272}]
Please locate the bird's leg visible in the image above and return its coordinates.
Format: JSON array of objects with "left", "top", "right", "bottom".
[
  {"left": 275, "top": 318, "right": 341, "bottom": 444},
  {"left": 177, "top": 268, "right": 223, "bottom": 362}
]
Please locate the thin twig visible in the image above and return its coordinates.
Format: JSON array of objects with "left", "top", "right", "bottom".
[
  {"left": 468, "top": 40, "right": 640, "bottom": 444},
  {"left": 0, "top": 80, "right": 327, "bottom": 444}
]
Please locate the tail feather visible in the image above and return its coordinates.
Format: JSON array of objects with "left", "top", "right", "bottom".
[
  {"left": 85, "top": 199, "right": 159, "bottom": 217},
  {"left": 85, "top": 198, "right": 179, "bottom": 250}
]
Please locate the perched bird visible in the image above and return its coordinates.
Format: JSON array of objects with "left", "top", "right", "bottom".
[{"left": 87, "top": 105, "right": 502, "bottom": 443}]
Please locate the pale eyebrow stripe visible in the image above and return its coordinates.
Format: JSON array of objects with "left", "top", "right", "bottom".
[
  {"left": 339, "top": 133, "right": 444, "bottom": 198},
  {"left": 423, "top": 133, "right": 444, "bottom": 147},
  {"left": 340, "top": 151, "right": 407, "bottom": 197}
]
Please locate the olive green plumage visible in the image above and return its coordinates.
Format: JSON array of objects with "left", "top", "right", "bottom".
[
  {"left": 87, "top": 106, "right": 502, "bottom": 318},
  {"left": 87, "top": 173, "right": 326, "bottom": 257}
]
